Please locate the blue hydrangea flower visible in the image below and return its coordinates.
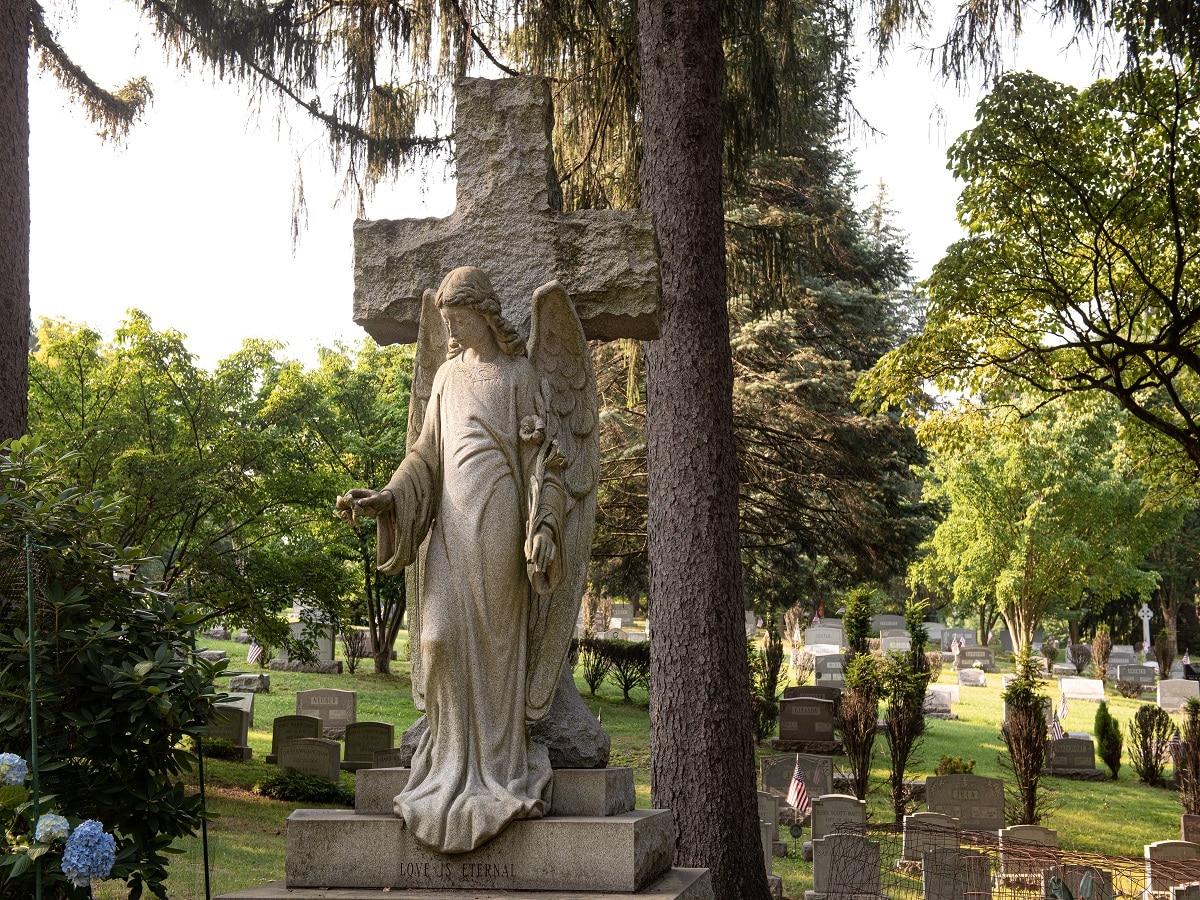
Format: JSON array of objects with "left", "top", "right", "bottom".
[
  {"left": 60, "top": 819, "right": 115, "bottom": 887},
  {"left": 34, "top": 813, "right": 70, "bottom": 843},
  {"left": 0, "top": 753, "right": 28, "bottom": 786}
]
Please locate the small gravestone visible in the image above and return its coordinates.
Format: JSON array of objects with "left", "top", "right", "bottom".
[
  {"left": 942, "top": 629, "right": 976, "bottom": 650},
  {"left": 958, "top": 668, "right": 987, "bottom": 687},
  {"left": 760, "top": 753, "right": 833, "bottom": 805},
  {"left": 1162, "top": 680, "right": 1200, "bottom": 712},
  {"left": 197, "top": 649, "right": 227, "bottom": 663},
  {"left": 882, "top": 635, "right": 913, "bottom": 652},
  {"left": 814, "top": 654, "right": 845, "bottom": 689},
  {"left": 206, "top": 707, "right": 252, "bottom": 760},
  {"left": 1052, "top": 663, "right": 1076, "bottom": 677},
  {"left": 278, "top": 737, "right": 342, "bottom": 783},
  {"left": 746, "top": 610, "right": 759, "bottom": 634},
  {"left": 611, "top": 602, "right": 634, "bottom": 625},
  {"left": 1043, "top": 866, "right": 1115, "bottom": 900},
  {"left": 624, "top": 630, "right": 647, "bottom": 643},
  {"left": 296, "top": 688, "right": 357, "bottom": 738},
  {"left": 999, "top": 824, "right": 1058, "bottom": 877},
  {"left": 268, "top": 715, "right": 323, "bottom": 764},
  {"left": 272, "top": 621, "right": 342, "bottom": 674},
  {"left": 1044, "top": 737, "right": 1103, "bottom": 778},
  {"left": 1146, "top": 840, "right": 1200, "bottom": 893},
  {"left": 803, "top": 793, "right": 866, "bottom": 861},
  {"left": 1185, "top": 816, "right": 1200, "bottom": 844},
  {"left": 924, "top": 688, "right": 956, "bottom": 719},
  {"left": 1117, "top": 664, "right": 1157, "bottom": 690},
  {"left": 1059, "top": 677, "right": 1105, "bottom": 702},
  {"left": 783, "top": 685, "right": 841, "bottom": 704},
  {"left": 228, "top": 673, "right": 270, "bottom": 693},
  {"left": 758, "top": 791, "right": 780, "bottom": 840},
  {"left": 1110, "top": 645, "right": 1138, "bottom": 667},
  {"left": 807, "top": 832, "right": 880, "bottom": 900},
  {"left": 342, "top": 721, "right": 395, "bottom": 771},
  {"left": 776, "top": 697, "right": 838, "bottom": 748},
  {"left": 955, "top": 647, "right": 997, "bottom": 672},
  {"left": 924, "top": 846, "right": 992, "bottom": 900},
  {"left": 372, "top": 747, "right": 409, "bottom": 768},
  {"left": 926, "top": 774, "right": 1005, "bottom": 831},
  {"left": 805, "top": 626, "right": 843, "bottom": 647},
  {"left": 871, "top": 614, "right": 907, "bottom": 633},
  {"left": 902, "top": 812, "right": 959, "bottom": 861},
  {"left": 604, "top": 627, "right": 629, "bottom": 641}
]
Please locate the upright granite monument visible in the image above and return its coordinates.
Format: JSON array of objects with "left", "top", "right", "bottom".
[{"left": 219, "top": 76, "right": 711, "bottom": 898}]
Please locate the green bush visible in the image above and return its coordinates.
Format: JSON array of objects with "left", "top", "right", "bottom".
[
  {"left": 1128, "top": 703, "right": 1174, "bottom": 786},
  {"left": 748, "top": 637, "right": 781, "bottom": 744},
  {"left": 842, "top": 586, "right": 873, "bottom": 659},
  {"left": 837, "top": 653, "right": 879, "bottom": 802},
  {"left": 575, "top": 637, "right": 613, "bottom": 696},
  {"left": 1094, "top": 700, "right": 1124, "bottom": 780},
  {"left": 1092, "top": 626, "right": 1113, "bottom": 681},
  {"left": 1000, "top": 664, "right": 1051, "bottom": 824},
  {"left": 936, "top": 755, "right": 976, "bottom": 776},
  {"left": 256, "top": 768, "right": 354, "bottom": 805},
  {"left": 0, "top": 440, "right": 223, "bottom": 899},
  {"left": 1178, "top": 698, "right": 1200, "bottom": 814},
  {"left": 606, "top": 639, "right": 650, "bottom": 701}
]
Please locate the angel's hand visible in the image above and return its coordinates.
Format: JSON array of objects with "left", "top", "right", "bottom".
[
  {"left": 528, "top": 525, "right": 556, "bottom": 573},
  {"left": 337, "top": 488, "right": 392, "bottom": 521}
]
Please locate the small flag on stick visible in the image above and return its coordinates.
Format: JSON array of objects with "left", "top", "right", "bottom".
[
  {"left": 786, "top": 757, "right": 810, "bottom": 814},
  {"left": 246, "top": 640, "right": 262, "bottom": 666}
]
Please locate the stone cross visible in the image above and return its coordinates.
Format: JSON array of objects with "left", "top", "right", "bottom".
[
  {"left": 352, "top": 77, "right": 660, "bottom": 346},
  {"left": 1140, "top": 603, "right": 1155, "bottom": 650}
]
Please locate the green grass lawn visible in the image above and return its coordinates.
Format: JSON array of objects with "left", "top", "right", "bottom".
[{"left": 103, "top": 639, "right": 1190, "bottom": 899}]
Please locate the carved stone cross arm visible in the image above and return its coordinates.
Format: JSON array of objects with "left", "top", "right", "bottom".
[{"left": 352, "top": 77, "right": 661, "bottom": 346}]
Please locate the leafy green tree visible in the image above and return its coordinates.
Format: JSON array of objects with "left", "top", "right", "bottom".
[
  {"left": 913, "top": 401, "right": 1175, "bottom": 654},
  {"left": 859, "top": 61, "right": 1200, "bottom": 479}
]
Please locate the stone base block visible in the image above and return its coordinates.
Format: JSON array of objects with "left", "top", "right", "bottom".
[
  {"left": 772, "top": 839, "right": 787, "bottom": 858},
  {"left": 216, "top": 866, "right": 712, "bottom": 899},
  {"left": 355, "top": 767, "right": 635, "bottom": 818},
  {"left": 769, "top": 739, "right": 842, "bottom": 754},
  {"left": 339, "top": 760, "right": 373, "bottom": 773},
  {"left": 286, "top": 808, "right": 673, "bottom": 892},
  {"left": 768, "top": 873, "right": 783, "bottom": 900}
]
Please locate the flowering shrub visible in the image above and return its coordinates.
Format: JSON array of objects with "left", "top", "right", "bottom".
[{"left": 0, "top": 755, "right": 116, "bottom": 896}]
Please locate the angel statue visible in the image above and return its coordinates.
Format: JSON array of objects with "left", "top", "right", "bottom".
[{"left": 336, "top": 266, "right": 597, "bottom": 854}]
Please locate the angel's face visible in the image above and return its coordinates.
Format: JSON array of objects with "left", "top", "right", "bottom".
[{"left": 441, "top": 306, "right": 494, "bottom": 353}]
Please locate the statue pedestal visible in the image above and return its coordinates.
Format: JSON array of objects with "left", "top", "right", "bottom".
[{"left": 216, "top": 768, "right": 712, "bottom": 899}]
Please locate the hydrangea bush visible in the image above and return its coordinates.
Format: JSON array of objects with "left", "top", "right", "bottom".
[
  {"left": 0, "top": 754, "right": 116, "bottom": 896},
  {"left": 0, "top": 441, "right": 226, "bottom": 899}
]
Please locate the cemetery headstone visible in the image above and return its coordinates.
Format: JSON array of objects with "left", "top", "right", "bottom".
[
  {"left": 902, "top": 812, "right": 960, "bottom": 861},
  {"left": 782, "top": 685, "right": 841, "bottom": 704},
  {"left": 295, "top": 689, "right": 357, "bottom": 738},
  {"left": 814, "top": 654, "right": 846, "bottom": 689},
  {"left": 1160, "top": 680, "right": 1200, "bottom": 713},
  {"left": 1052, "top": 663, "right": 1077, "bottom": 677},
  {"left": 810, "top": 794, "right": 866, "bottom": 841},
  {"left": 871, "top": 614, "right": 907, "bottom": 633},
  {"left": 272, "top": 621, "right": 342, "bottom": 673},
  {"left": 624, "top": 630, "right": 648, "bottom": 643},
  {"left": 197, "top": 649, "right": 227, "bottom": 663},
  {"left": 881, "top": 635, "right": 913, "bottom": 652},
  {"left": 760, "top": 753, "right": 833, "bottom": 803},
  {"left": 925, "top": 774, "right": 1005, "bottom": 831},
  {"left": 880, "top": 628, "right": 910, "bottom": 639},
  {"left": 942, "top": 629, "right": 977, "bottom": 650},
  {"left": 268, "top": 714, "right": 323, "bottom": 764},
  {"left": 278, "top": 737, "right": 342, "bottom": 783},
  {"left": 758, "top": 791, "right": 781, "bottom": 840},
  {"left": 1110, "top": 645, "right": 1138, "bottom": 667},
  {"left": 923, "top": 847, "right": 992, "bottom": 900},
  {"left": 228, "top": 673, "right": 270, "bottom": 693},
  {"left": 1044, "top": 737, "right": 1101, "bottom": 776},
  {"left": 805, "top": 644, "right": 841, "bottom": 659},
  {"left": 1117, "top": 664, "right": 1157, "bottom": 690},
  {"left": 957, "top": 668, "right": 987, "bottom": 687},
  {"left": 924, "top": 688, "right": 955, "bottom": 719},
  {"left": 1146, "top": 840, "right": 1200, "bottom": 894},
  {"left": 999, "top": 824, "right": 1059, "bottom": 877},
  {"left": 342, "top": 721, "right": 395, "bottom": 771},
  {"left": 372, "top": 748, "right": 409, "bottom": 768},
  {"left": 1184, "top": 815, "right": 1200, "bottom": 845},
  {"left": 206, "top": 707, "right": 252, "bottom": 760},
  {"left": 610, "top": 602, "right": 634, "bottom": 625},
  {"left": 1173, "top": 662, "right": 1186, "bottom": 680},
  {"left": 776, "top": 697, "right": 838, "bottom": 747},
  {"left": 808, "top": 832, "right": 880, "bottom": 900},
  {"left": 924, "top": 622, "right": 945, "bottom": 642},
  {"left": 221, "top": 691, "right": 256, "bottom": 726},
  {"left": 804, "top": 626, "right": 844, "bottom": 647},
  {"left": 1059, "top": 677, "right": 1105, "bottom": 702},
  {"left": 955, "top": 647, "right": 997, "bottom": 671}
]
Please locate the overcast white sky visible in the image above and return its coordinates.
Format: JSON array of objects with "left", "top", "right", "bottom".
[{"left": 28, "top": 3, "right": 1105, "bottom": 368}]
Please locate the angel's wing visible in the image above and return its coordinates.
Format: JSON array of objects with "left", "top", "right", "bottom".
[
  {"left": 405, "top": 288, "right": 447, "bottom": 712},
  {"left": 525, "top": 280, "right": 599, "bottom": 720}
]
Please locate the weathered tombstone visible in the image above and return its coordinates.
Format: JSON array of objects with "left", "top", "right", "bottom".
[
  {"left": 871, "top": 614, "right": 907, "bottom": 633},
  {"left": 610, "top": 602, "right": 634, "bottom": 625},
  {"left": 1146, "top": 841, "right": 1200, "bottom": 894},
  {"left": 814, "top": 654, "right": 846, "bottom": 689},
  {"left": 196, "top": 649, "right": 227, "bottom": 663},
  {"left": 624, "top": 629, "right": 648, "bottom": 643},
  {"left": 808, "top": 832, "right": 881, "bottom": 900},
  {"left": 924, "top": 688, "right": 954, "bottom": 718},
  {"left": 372, "top": 747, "right": 409, "bottom": 768},
  {"left": 206, "top": 706, "right": 252, "bottom": 760},
  {"left": 295, "top": 688, "right": 358, "bottom": 738},
  {"left": 746, "top": 610, "right": 759, "bottom": 634},
  {"left": 272, "top": 621, "right": 342, "bottom": 673},
  {"left": 810, "top": 794, "right": 866, "bottom": 841},
  {"left": 1162, "top": 680, "right": 1200, "bottom": 712},
  {"left": 924, "top": 622, "right": 945, "bottom": 642},
  {"left": 957, "top": 668, "right": 987, "bottom": 687},
  {"left": 925, "top": 774, "right": 1005, "bottom": 831},
  {"left": 228, "top": 673, "right": 270, "bottom": 694},
  {"left": 278, "top": 737, "right": 342, "bottom": 783},
  {"left": 1173, "top": 662, "right": 1187, "bottom": 680},
  {"left": 1117, "top": 664, "right": 1157, "bottom": 690},
  {"left": 782, "top": 685, "right": 841, "bottom": 704},
  {"left": 1042, "top": 866, "right": 1114, "bottom": 900},
  {"left": 267, "top": 714, "right": 323, "bottom": 763},
  {"left": 758, "top": 791, "right": 780, "bottom": 840},
  {"left": 777, "top": 697, "right": 837, "bottom": 745},
  {"left": 999, "top": 824, "right": 1058, "bottom": 877},
  {"left": 881, "top": 635, "right": 913, "bottom": 652},
  {"left": 606, "top": 627, "right": 630, "bottom": 642},
  {"left": 1044, "top": 737, "right": 1101, "bottom": 776},
  {"left": 342, "top": 721, "right": 395, "bottom": 771},
  {"left": 942, "top": 628, "right": 977, "bottom": 650},
  {"left": 902, "top": 812, "right": 959, "bottom": 861},
  {"left": 760, "top": 753, "right": 833, "bottom": 802},
  {"left": 923, "top": 847, "right": 992, "bottom": 900},
  {"left": 805, "top": 626, "right": 844, "bottom": 647},
  {"left": 1059, "top": 677, "right": 1105, "bottom": 702},
  {"left": 1110, "top": 645, "right": 1138, "bottom": 667},
  {"left": 955, "top": 647, "right": 997, "bottom": 672}
]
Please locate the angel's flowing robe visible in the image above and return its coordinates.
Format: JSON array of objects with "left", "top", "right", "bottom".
[{"left": 373, "top": 350, "right": 565, "bottom": 854}]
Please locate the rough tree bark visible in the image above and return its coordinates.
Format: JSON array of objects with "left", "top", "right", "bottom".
[
  {"left": 638, "top": 1, "right": 770, "bottom": 896},
  {"left": 0, "top": 3, "right": 28, "bottom": 442}
]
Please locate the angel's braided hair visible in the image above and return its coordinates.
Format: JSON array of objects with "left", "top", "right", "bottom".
[{"left": 435, "top": 267, "right": 526, "bottom": 359}]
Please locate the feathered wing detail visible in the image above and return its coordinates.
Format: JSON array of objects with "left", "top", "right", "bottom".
[
  {"left": 405, "top": 288, "right": 447, "bottom": 712},
  {"left": 525, "top": 280, "right": 599, "bottom": 721}
]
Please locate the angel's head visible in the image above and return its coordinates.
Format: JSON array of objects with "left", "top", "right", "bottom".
[{"left": 435, "top": 267, "right": 526, "bottom": 359}]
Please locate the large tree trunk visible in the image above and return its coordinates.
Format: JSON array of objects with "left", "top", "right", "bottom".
[
  {"left": 638, "top": 2, "right": 769, "bottom": 897},
  {"left": 0, "top": 3, "right": 28, "bottom": 441}
]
